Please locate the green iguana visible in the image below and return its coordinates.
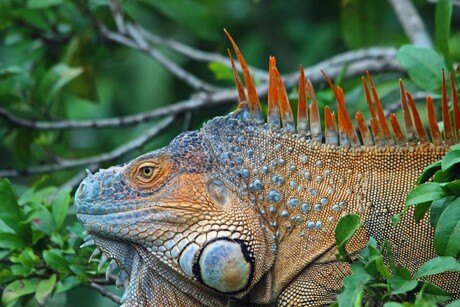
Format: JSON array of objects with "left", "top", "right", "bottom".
[{"left": 75, "top": 32, "right": 460, "bottom": 306}]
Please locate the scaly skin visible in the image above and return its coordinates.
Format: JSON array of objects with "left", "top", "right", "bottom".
[{"left": 75, "top": 40, "right": 460, "bottom": 306}]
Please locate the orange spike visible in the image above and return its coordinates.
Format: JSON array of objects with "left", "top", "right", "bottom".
[
  {"left": 306, "top": 79, "right": 322, "bottom": 142},
  {"left": 366, "top": 71, "right": 394, "bottom": 145},
  {"left": 267, "top": 56, "right": 280, "bottom": 127},
  {"left": 399, "top": 79, "right": 417, "bottom": 143},
  {"left": 389, "top": 113, "right": 406, "bottom": 146},
  {"left": 370, "top": 119, "right": 384, "bottom": 146},
  {"left": 442, "top": 70, "right": 454, "bottom": 144},
  {"left": 224, "top": 29, "right": 263, "bottom": 122},
  {"left": 337, "top": 86, "right": 360, "bottom": 147},
  {"left": 362, "top": 77, "right": 383, "bottom": 143},
  {"left": 324, "top": 106, "right": 338, "bottom": 145},
  {"left": 227, "top": 49, "right": 247, "bottom": 108},
  {"left": 450, "top": 72, "right": 460, "bottom": 140},
  {"left": 321, "top": 70, "right": 337, "bottom": 97},
  {"left": 297, "top": 65, "right": 308, "bottom": 134},
  {"left": 355, "top": 112, "right": 373, "bottom": 146},
  {"left": 274, "top": 67, "right": 295, "bottom": 131},
  {"left": 426, "top": 96, "right": 443, "bottom": 146},
  {"left": 406, "top": 91, "right": 429, "bottom": 145}
]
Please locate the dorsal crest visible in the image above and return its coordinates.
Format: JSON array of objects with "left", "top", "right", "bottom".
[{"left": 224, "top": 30, "right": 460, "bottom": 148}]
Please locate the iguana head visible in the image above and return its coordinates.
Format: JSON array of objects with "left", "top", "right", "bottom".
[{"left": 75, "top": 126, "right": 276, "bottom": 304}]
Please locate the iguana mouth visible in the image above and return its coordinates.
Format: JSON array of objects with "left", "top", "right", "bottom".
[{"left": 80, "top": 232, "right": 148, "bottom": 303}]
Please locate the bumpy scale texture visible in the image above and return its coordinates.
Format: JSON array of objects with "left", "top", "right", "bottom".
[{"left": 75, "top": 37, "right": 460, "bottom": 306}]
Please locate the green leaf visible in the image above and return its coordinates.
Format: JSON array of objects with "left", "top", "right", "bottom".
[
  {"left": 24, "top": 205, "right": 55, "bottom": 235},
  {"left": 441, "top": 180, "right": 460, "bottom": 195},
  {"left": 52, "top": 187, "right": 71, "bottom": 230},
  {"left": 0, "top": 233, "right": 26, "bottom": 249},
  {"left": 430, "top": 196, "right": 456, "bottom": 227},
  {"left": 2, "top": 278, "right": 39, "bottom": 306},
  {"left": 414, "top": 256, "right": 460, "bottom": 278},
  {"left": 417, "top": 281, "right": 452, "bottom": 303},
  {"left": 35, "top": 274, "right": 57, "bottom": 306},
  {"left": 442, "top": 149, "right": 460, "bottom": 172},
  {"left": 418, "top": 160, "right": 442, "bottom": 184},
  {"left": 208, "top": 62, "right": 233, "bottom": 81},
  {"left": 414, "top": 201, "right": 431, "bottom": 223},
  {"left": 388, "top": 275, "right": 418, "bottom": 295},
  {"left": 335, "top": 214, "right": 362, "bottom": 262},
  {"left": 337, "top": 263, "right": 372, "bottom": 307},
  {"left": 43, "top": 250, "right": 70, "bottom": 274},
  {"left": 406, "top": 182, "right": 443, "bottom": 206},
  {"left": 40, "top": 64, "right": 83, "bottom": 103},
  {"left": 446, "top": 299, "right": 460, "bottom": 307},
  {"left": 396, "top": 45, "right": 446, "bottom": 90},
  {"left": 54, "top": 276, "right": 81, "bottom": 294},
  {"left": 435, "top": 0, "right": 453, "bottom": 70},
  {"left": 0, "top": 179, "right": 28, "bottom": 239},
  {"left": 27, "top": 0, "right": 63, "bottom": 9},
  {"left": 434, "top": 197, "right": 460, "bottom": 256}
]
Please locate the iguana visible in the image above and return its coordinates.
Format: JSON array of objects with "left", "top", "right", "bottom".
[{"left": 75, "top": 33, "right": 460, "bottom": 306}]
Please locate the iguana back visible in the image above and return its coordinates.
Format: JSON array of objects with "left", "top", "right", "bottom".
[{"left": 75, "top": 34, "right": 460, "bottom": 306}]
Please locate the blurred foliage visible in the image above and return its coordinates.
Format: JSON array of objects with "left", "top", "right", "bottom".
[{"left": 0, "top": 0, "right": 459, "bottom": 306}]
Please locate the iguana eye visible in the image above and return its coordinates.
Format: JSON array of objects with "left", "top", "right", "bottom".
[{"left": 136, "top": 162, "right": 158, "bottom": 183}]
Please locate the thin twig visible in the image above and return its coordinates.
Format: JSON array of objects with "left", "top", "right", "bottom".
[
  {"left": 0, "top": 116, "right": 175, "bottom": 177},
  {"left": 88, "top": 281, "right": 121, "bottom": 304},
  {"left": 387, "top": 0, "right": 433, "bottom": 48}
]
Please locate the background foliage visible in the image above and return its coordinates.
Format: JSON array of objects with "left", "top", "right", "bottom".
[{"left": 0, "top": 0, "right": 459, "bottom": 306}]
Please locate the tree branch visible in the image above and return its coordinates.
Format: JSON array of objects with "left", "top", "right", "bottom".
[
  {"left": 88, "top": 281, "right": 121, "bottom": 304},
  {"left": 0, "top": 116, "right": 175, "bottom": 177},
  {"left": 387, "top": 0, "right": 433, "bottom": 48}
]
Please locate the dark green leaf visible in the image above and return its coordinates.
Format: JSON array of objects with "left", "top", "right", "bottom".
[
  {"left": 0, "top": 233, "right": 26, "bottom": 249},
  {"left": 2, "top": 278, "right": 39, "bottom": 306},
  {"left": 435, "top": 0, "right": 453, "bottom": 70},
  {"left": 430, "top": 196, "right": 455, "bottom": 227},
  {"left": 335, "top": 214, "right": 362, "bottom": 262},
  {"left": 414, "top": 201, "right": 431, "bottom": 223},
  {"left": 441, "top": 180, "right": 460, "bottom": 195},
  {"left": 414, "top": 256, "right": 460, "bottom": 278},
  {"left": 52, "top": 187, "right": 71, "bottom": 230},
  {"left": 406, "top": 182, "right": 443, "bottom": 206},
  {"left": 442, "top": 149, "right": 460, "bottom": 172},
  {"left": 43, "top": 250, "right": 70, "bottom": 274},
  {"left": 418, "top": 160, "right": 442, "bottom": 184},
  {"left": 54, "top": 276, "right": 81, "bottom": 294},
  {"left": 35, "top": 274, "right": 56, "bottom": 306},
  {"left": 434, "top": 197, "right": 460, "bottom": 256},
  {"left": 24, "top": 205, "right": 55, "bottom": 235},
  {"left": 418, "top": 281, "right": 452, "bottom": 303},
  {"left": 396, "top": 45, "right": 446, "bottom": 90},
  {"left": 388, "top": 275, "right": 418, "bottom": 295},
  {"left": 0, "top": 179, "right": 28, "bottom": 239},
  {"left": 27, "top": 0, "right": 63, "bottom": 9}
]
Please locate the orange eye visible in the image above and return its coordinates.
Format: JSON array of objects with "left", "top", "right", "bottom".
[{"left": 136, "top": 162, "right": 158, "bottom": 183}]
